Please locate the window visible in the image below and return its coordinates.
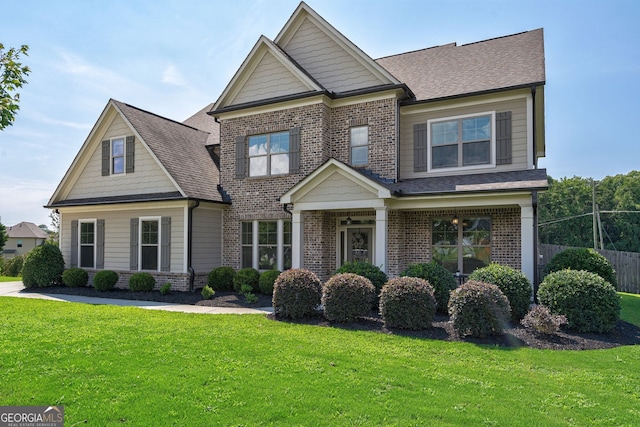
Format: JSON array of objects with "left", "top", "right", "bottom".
[
  {"left": 241, "top": 220, "right": 292, "bottom": 271},
  {"left": 111, "top": 138, "right": 125, "bottom": 174},
  {"left": 140, "top": 219, "right": 159, "bottom": 271},
  {"left": 16, "top": 240, "right": 22, "bottom": 248},
  {"left": 432, "top": 217, "right": 491, "bottom": 274},
  {"left": 430, "top": 113, "right": 493, "bottom": 170},
  {"left": 350, "top": 125, "right": 368, "bottom": 166},
  {"left": 248, "top": 131, "right": 290, "bottom": 177},
  {"left": 79, "top": 220, "right": 95, "bottom": 268}
]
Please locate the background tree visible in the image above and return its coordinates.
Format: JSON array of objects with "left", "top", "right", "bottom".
[
  {"left": 48, "top": 210, "right": 60, "bottom": 244},
  {"left": 0, "top": 221, "right": 7, "bottom": 252},
  {"left": 0, "top": 43, "right": 30, "bottom": 130}
]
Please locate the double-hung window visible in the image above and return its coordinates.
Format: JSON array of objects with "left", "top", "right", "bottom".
[
  {"left": 241, "top": 220, "right": 292, "bottom": 271},
  {"left": 430, "top": 113, "right": 493, "bottom": 170},
  {"left": 432, "top": 217, "right": 491, "bottom": 274},
  {"left": 350, "top": 125, "right": 368, "bottom": 166},
  {"left": 111, "top": 138, "right": 125, "bottom": 174},
  {"left": 140, "top": 219, "right": 159, "bottom": 271},
  {"left": 248, "top": 131, "right": 290, "bottom": 177},
  {"left": 79, "top": 220, "right": 95, "bottom": 268},
  {"left": 102, "top": 136, "right": 134, "bottom": 176}
]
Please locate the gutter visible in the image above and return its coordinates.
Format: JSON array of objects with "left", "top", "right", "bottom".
[{"left": 187, "top": 200, "right": 200, "bottom": 292}]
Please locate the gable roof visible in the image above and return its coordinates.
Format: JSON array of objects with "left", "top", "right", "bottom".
[
  {"left": 7, "top": 222, "right": 49, "bottom": 239},
  {"left": 376, "top": 29, "right": 545, "bottom": 102},
  {"left": 182, "top": 102, "right": 219, "bottom": 145}
]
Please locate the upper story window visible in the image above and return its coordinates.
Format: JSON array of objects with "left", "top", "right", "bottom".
[
  {"left": 350, "top": 125, "right": 368, "bottom": 166},
  {"left": 102, "top": 136, "right": 135, "bottom": 176},
  {"left": 111, "top": 138, "right": 125, "bottom": 174},
  {"left": 430, "top": 113, "right": 492, "bottom": 170},
  {"left": 248, "top": 131, "right": 290, "bottom": 177}
]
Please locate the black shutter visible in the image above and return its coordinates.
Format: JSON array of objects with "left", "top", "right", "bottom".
[
  {"left": 96, "top": 219, "right": 105, "bottom": 269},
  {"left": 70, "top": 220, "right": 78, "bottom": 268},
  {"left": 101, "top": 140, "right": 110, "bottom": 176},
  {"left": 413, "top": 123, "right": 428, "bottom": 172},
  {"left": 289, "top": 127, "right": 301, "bottom": 174},
  {"left": 160, "top": 216, "right": 171, "bottom": 272},
  {"left": 496, "top": 111, "right": 512, "bottom": 165},
  {"left": 130, "top": 218, "right": 138, "bottom": 270},
  {"left": 235, "top": 135, "right": 246, "bottom": 178},
  {"left": 125, "top": 136, "right": 135, "bottom": 173}
]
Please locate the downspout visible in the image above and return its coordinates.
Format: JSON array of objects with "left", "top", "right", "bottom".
[
  {"left": 531, "top": 85, "right": 537, "bottom": 169},
  {"left": 188, "top": 200, "right": 200, "bottom": 292}
]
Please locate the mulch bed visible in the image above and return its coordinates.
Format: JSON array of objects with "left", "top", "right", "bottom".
[{"left": 21, "top": 286, "right": 640, "bottom": 350}]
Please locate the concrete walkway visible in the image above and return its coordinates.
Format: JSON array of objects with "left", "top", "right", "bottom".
[{"left": 0, "top": 281, "right": 273, "bottom": 315}]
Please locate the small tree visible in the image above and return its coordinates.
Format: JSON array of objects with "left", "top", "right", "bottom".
[
  {"left": 22, "top": 244, "right": 65, "bottom": 287},
  {"left": 1, "top": 43, "right": 31, "bottom": 130},
  {"left": 0, "top": 222, "right": 7, "bottom": 252}
]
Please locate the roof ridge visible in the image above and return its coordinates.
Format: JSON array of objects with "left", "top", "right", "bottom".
[
  {"left": 375, "top": 42, "right": 456, "bottom": 61},
  {"left": 460, "top": 28, "right": 542, "bottom": 47},
  {"left": 111, "top": 99, "right": 208, "bottom": 135}
]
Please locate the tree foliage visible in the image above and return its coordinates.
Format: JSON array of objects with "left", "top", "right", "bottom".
[
  {"left": 0, "top": 222, "right": 7, "bottom": 252},
  {"left": 538, "top": 171, "right": 640, "bottom": 252},
  {"left": 0, "top": 43, "right": 30, "bottom": 130}
]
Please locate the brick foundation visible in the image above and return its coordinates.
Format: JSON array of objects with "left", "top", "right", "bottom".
[{"left": 85, "top": 270, "right": 209, "bottom": 292}]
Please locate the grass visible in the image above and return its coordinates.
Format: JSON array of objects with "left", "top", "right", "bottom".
[
  {"left": 0, "top": 297, "right": 639, "bottom": 426},
  {"left": 620, "top": 292, "right": 640, "bottom": 326},
  {"left": 0, "top": 276, "right": 20, "bottom": 282}
]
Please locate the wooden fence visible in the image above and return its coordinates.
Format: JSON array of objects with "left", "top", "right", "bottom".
[{"left": 539, "top": 244, "right": 640, "bottom": 294}]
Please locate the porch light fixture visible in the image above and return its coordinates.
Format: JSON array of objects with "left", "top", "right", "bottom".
[
  {"left": 346, "top": 216, "right": 352, "bottom": 225},
  {"left": 452, "top": 215, "right": 459, "bottom": 226}
]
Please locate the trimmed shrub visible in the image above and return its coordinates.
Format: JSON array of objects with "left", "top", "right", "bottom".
[
  {"left": 233, "top": 268, "right": 260, "bottom": 293},
  {"left": 160, "top": 283, "right": 172, "bottom": 295},
  {"left": 448, "top": 280, "right": 511, "bottom": 337},
  {"left": 93, "top": 270, "right": 118, "bottom": 291},
  {"left": 379, "top": 276, "right": 436, "bottom": 330},
  {"left": 259, "top": 270, "right": 280, "bottom": 295},
  {"left": 468, "top": 263, "right": 532, "bottom": 322},
  {"left": 322, "top": 273, "right": 375, "bottom": 322},
  {"left": 400, "top": 262, "right": 457, "bottom": 313},
  {"left": 537, "top": 269, "right": 620, "bottom": 333},
  {"left": 62, "top": 268, "right": 88, "bottom": 287},
  {"left": 521, "top": 305, "right": 567, "bottom": 335},
  {"left": 129, "top": 272, "right": 156, "bottom": 292},
  {"left": 335, "top": 261, "right": 387, "bottom": 303},
  {"left": 0, "top": 257, "right": 4, "bottom": 275},
  {"left": 22, "top": 244, "right": 65, "bottom": 288},
  {"left": 544, "top": 248, "right": 617, "bottom": 289},
  {"left": 201, "top": 285, "right": 215, "bottom": 300},
  {"left": 208, "top": 266, "right": 235, "bottom": 291},
  {"left": 272, "top": 268, "right": 322, "bottom": 319},
  {"left": 4, "top": 254, "right": 24, "bottom": 277}
]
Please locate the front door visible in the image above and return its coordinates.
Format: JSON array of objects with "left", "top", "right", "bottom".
[{"left": 344, "top": 228, "right": 373, "bottom": 264}]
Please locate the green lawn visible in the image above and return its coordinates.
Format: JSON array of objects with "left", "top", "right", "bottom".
[
  {"left": 0, "top": 297, "right": 639, "bottom": 426},
  {"left": 0, "top": 276, "right": 20, "bottom": 282}
]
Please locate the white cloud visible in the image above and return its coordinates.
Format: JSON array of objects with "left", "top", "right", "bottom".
[{"left": 162, "top": 64, "right": 187, "bottom": 86}]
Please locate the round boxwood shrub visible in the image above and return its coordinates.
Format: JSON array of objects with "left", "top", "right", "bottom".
[
  {"left": 207, "top": 266, "right": 236, "bottom": 291},
  {"left": 129, "top": 272, "right": 156, "bottom": 292},
  {"left": 259, "top": 270, "right": 280, "bottom": 295},
  {"left": 448, "top": 280, "right": 511, "bottom": 338},
  {"left": 233, "top": 268, "right": 260, "bottom": 293},
  {"left": 379, "top": 276, "right": 436, "bottom": 330},
  {"left": 272, "top": 268, "right": 322, "bottom": 319},
  {"left": 335, "top": 261, "right": 387, "bottom": 303},
  {"left": 322, "top": 273, "right": 375, "bottom": 322},
  {"left": 93, "top": 270, "right": 118, "bottom": 291},
  {"left": 22, "top": 244, "right": 65, "bottom": 288},
  {"left": 537, "top": 269, "right": 620, "bottom": 333},
  {"left": 544, "top": 248, "right": 617, "bottom": 289},
  {"left": 4, "top": 254, "right": 24, "bottom": 277},
  {"left": 468, "top": 263, "right": 532, "bottom": 322},
  {"left": 62, "top": 268, "right": 88, "bottom": 287},
  {"left": 400, "top": 262, "right": 457, "bottom": 313}
]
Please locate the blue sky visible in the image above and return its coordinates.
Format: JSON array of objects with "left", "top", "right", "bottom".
[{"left": 1, "top": 0, "right": 639, "bottom": 228}]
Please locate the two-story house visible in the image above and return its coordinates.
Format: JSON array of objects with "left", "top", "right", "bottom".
[{"left": 47, "top": 2, "right": 546, "bottom": 290}]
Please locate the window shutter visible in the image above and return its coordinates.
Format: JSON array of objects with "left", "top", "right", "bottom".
[
  {"left": 496, "top": 111, "right": 512, "bottom": 165},
  {"left": 70, "top": 220, "right": 78, "bottom": 268},
  {"left": 160, "top": 216, "right": 171, "bottom": 272},
  {"left": 101, "top": 140, "right": 110, "bottom": 176},
  {"left": 413, "top": 123, "right": 428, "bottom": 172},
  {"left": 289, "top": 127, "right": 301, "bottom": 174},
  {"left": 235, "top": 135, "right": 246, "bottom": 178},
  {"left": 96, "top": 219, "right": 105, "bottom": 269},
  {"left": 130, "top": 218, "right": 139, "bottom": 270},
  {"left": 125, "top": 136, "right": 135, "bottom": 173}
]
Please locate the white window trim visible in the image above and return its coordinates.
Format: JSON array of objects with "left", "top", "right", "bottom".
[
  {"left": 139, "top": 216, "right": 161, "bottom": 271},
  {"left": 242, "top": 219, "right": 291, "bottom": 271},
  {"left": 78, "top": 218, "right": 97, "bottom": 269},
  {"left": 248, "top": 131, "right": 290, "bottom": 177},
  {"left": 110, "top": 135, "right": 127, "bottom": 176},
  {"left": 335, "top": 216, "right": 376, "bottom": 267},
  {"left": 427, "top": 111, "right": 496, "bottom": 173},
  {"left": 432, "top": 217, "right": 492, "bottom": 274},
  {"left": 350, "top": 125, "right": 369, "bottom": 166}
]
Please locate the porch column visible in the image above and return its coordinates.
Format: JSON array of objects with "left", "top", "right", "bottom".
[
  {"left": 375, "top": 207, "right": 388, "bottom": 274},
  {"left": 520, "top": 204, "right": 535, "bottom": 284},
  {"left": 291, "top": 209, "right": 303, "bottom": 269}
]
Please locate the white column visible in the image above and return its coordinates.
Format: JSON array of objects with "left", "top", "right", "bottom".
[
  {"left": 291, "top": 210, "right": 303, "bottom": 269},
  {"left": 252, "top": 220, "right": 259, "bottom": 270},
  {"left": 375, "top": 207, "right": 388, "bottom": 273},
  {"left": 520, "top": 204, "right": 535, "bottom": 284},
  {"left": 277, "top": 219, "right": 284, "bottom": 271}
]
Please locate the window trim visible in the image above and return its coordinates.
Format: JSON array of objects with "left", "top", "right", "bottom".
[
  {"left": 78, "top": 219, "right": 97, "bottom": 269},
  {"left": 240, "top": 219, "right": 292, "bottom": 271},
  {"left": 247, "top": 131, "right": 291, "bottom": 177},
  {"left": 432, "top": 217, "right": 492, "bottom": 275},
  {"left": 139, "top": 216, "right": 161, "bottom": 272},
  {"left": 109, "top": 136, "right": 127, "bottom": 175},
  {"left": 349, "top": 125, "right": 369, "bottom": 166},
  {"left": 427, "top": 111, "right": 496, "bottom": 172}
]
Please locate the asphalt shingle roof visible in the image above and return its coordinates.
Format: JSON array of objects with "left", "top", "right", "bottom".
[
  {"left": 376, "top": 29, "right": 545, "bottom": 101},
  {"left": 182, "top": 103, "right": 219, "bottom": 145},
  {"left": 7, "top": 222, "right": 49, "bottom": 239}
]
